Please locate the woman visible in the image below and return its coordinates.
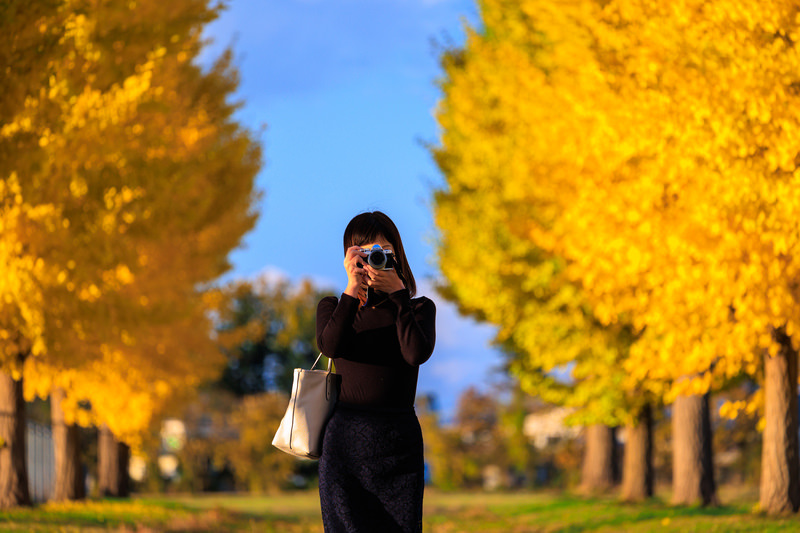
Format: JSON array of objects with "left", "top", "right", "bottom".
[{"left": 316, "top": 211, "right": 436, "bottom": 533}]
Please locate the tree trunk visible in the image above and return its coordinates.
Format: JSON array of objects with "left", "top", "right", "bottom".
[
  {"left": 98, "top": 425, "right": 130, "bottom": 498},
  {"left": 51, "top": 388, "right": 85, "bottom": 501},
  {"left": 621, "top": 403, "right": 654, "bottom": 502},
  {"left": 0, "top": 373, "right": 31, "bottom": 509},
  {"left": 672, "top": 392, "right": 716, "bottom": 506},
  {"left": 580, "top": 424, "right": 617, "bottom": 494},
  {"left": 759, "top": 329, "right": 800, "bottom": 515},
  {"left": 0, "top": 371, "right": 31, "bottom": 508}
]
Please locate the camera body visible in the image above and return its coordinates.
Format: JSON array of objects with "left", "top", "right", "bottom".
[{"left": 359, "top": 244, "right": 395, "bottom": 270}]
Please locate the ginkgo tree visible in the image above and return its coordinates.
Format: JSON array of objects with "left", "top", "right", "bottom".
[
  {"left": 432, "top": 0, "right": 800, "bottom": 512},
  {"left": 1, "top": 0, "right": 261, "bottom": 505},
  {"left": 432, "top": 0, "right": 653, "bottom": 497}
]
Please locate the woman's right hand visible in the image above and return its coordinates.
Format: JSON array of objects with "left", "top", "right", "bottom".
[{"left": 343, "top": 246, "right": 368, "bottom": 300}]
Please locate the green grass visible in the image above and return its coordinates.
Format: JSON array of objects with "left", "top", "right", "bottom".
[{"left": 0, "top": 487, "right": 798, "bottom": 532}]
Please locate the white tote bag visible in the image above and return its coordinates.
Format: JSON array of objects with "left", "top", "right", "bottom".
[{"left": 272, "top": 353, "right": 339, "bottom": 459}]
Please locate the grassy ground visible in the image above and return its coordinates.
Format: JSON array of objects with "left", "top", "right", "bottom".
[{"left": 0, "top": 486, "right": 798, "bottom": 532}]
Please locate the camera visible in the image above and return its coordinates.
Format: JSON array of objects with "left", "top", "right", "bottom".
[{"left": 359, "top": 245, "right": 395, "bottom": 270}]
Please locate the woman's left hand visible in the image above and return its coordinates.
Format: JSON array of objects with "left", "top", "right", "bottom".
[{"left": 364, "top": 265, "right": 405, "bottom": 294}]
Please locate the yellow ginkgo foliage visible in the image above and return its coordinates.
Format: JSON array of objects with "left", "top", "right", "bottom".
[{"left": 433, "top": 0, "right": 641, "bottom": 427}]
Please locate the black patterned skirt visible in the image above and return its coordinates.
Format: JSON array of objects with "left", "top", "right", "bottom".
[{"left": 319, "top": 403, "right": 424, "bottom": 533}]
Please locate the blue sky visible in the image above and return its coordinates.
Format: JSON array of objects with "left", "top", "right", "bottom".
[{"left": 201, "top": 0, "right": 502, "bottom": 419}]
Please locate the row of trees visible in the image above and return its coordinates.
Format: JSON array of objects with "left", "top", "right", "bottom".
[
  {"left": 420, "top": 383, "right": 760, "bottom": 493},
  {"left": 432, "top": 0, "right": 800, "bottom": 515},
  {"left": 0, "top": 0, "right": 260, "bottom": 507}
]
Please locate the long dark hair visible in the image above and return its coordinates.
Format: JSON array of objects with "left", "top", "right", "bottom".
[{"left": 343, "top": 211, "right": 417, "bottom": 297}]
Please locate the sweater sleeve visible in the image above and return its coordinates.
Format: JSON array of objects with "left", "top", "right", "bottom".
[
  {"left": 316, "top": 294, "right": 360, "bottom": 358},
  {"left": 388, "top": 289, "right": 436, "bottom": 366}
]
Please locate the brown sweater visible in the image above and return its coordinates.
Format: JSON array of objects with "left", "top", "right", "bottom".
[{"left": 316, "top": 289, "right": 436, "bottom": 410}]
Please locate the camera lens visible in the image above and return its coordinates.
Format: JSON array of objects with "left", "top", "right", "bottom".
[{"left": 368, "top": 249, "right": 387, "bottom": 269}]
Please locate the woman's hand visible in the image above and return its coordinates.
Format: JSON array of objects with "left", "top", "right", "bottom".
[
  {"left": 343, "top": 246, "right": 368, "bottom": 300},
  {"left": 364, "top": 265, "right": 405, "bottom": 294}
]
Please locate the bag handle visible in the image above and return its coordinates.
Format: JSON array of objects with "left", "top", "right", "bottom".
[
  {"left": 311, "top": 352, "right": 333, "bottom": 372},
  {"left": 312, "top": 353, "right": 337, "bottom": 401}
]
